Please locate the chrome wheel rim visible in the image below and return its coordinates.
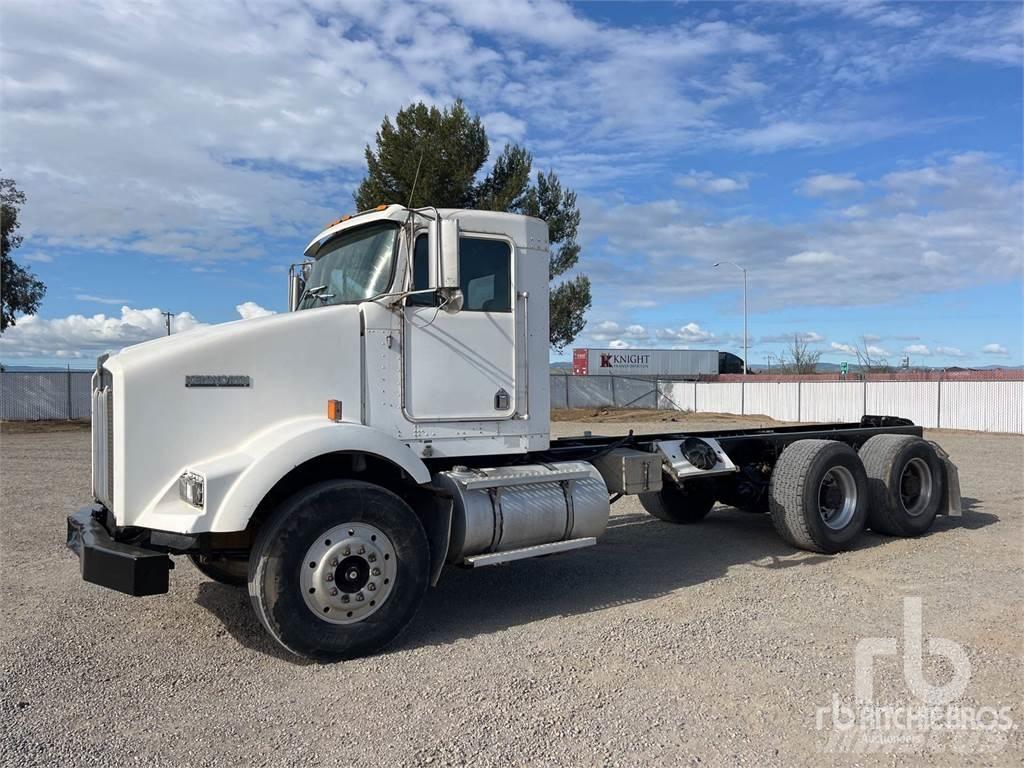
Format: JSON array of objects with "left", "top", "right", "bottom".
[
  {"left": 818, "top": 466, "right": 857, "bottom": 530},
  {"left": 300, "top": 523, "right": 397, "bottom": 625},
  {"left": 899, "top": 457, "right": 933, "bottom": 517}
]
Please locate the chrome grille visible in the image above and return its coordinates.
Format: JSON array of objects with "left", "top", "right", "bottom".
[{"left": 91, "top": 384, "right": 114, "bottom": 511}]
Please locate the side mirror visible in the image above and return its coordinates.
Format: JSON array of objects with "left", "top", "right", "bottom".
[
  {"left": 430, "top": 216, "right": 462, "bottom": 313},
  {"left": 288, "top": 265, "right": 306, "bottom": 312}
]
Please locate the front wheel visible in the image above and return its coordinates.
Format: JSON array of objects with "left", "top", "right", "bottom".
[{"left": 248, "top": 479, "right": 430, "bottom": 662}]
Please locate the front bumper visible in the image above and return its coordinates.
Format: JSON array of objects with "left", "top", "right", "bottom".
[{"left": 67, "top": 505, "right": 172, "bottom": 596}]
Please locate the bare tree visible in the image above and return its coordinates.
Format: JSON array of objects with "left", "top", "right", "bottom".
[
  {"left": 853, "top": 336, "right": 892, "bottom": 374},
  {"left": 778, "top": 333, "right": 822, "bottom": 374}
]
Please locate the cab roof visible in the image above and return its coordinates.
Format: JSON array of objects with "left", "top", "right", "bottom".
[{"left": 303, "top": 204, "right": 548, "bottom": 259}]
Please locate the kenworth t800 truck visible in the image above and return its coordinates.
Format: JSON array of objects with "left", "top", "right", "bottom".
[{"left": 67, "top": 204, "right": 961, "bottom": 662}]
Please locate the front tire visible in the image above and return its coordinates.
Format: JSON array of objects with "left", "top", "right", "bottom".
[
  {"left": 769, "top": 440, "right": 869, "bottom": 553},
  {"left": 248, "top": 479, "right": 429, "bottom": 662},
  {"left": 859, "top": 435, "right": 942, "bottom": 537},
  {"left": 639, "top": 479, "right": 716, "bottom": 524}
]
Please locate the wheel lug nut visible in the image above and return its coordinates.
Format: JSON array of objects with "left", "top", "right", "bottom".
[
  {"left": 329, "top": 558, "right": 338, "bottom": 567},
  {"left": 326, "top": 573, "right": 334, "bottom": 581},
  {"left": 367, "top": 583, "right": 376, "bottom": 592},
  {"left": 357, "top": 545, "right": 365, "bottom": 554},
  {"left": 341, "top": 594, "right": 350, "bottom": 603},
  {"left": 355, "top": 592, "right": 365, "bottom": 602},
  {"left": 342, "top": 547, "right": 350, "bottom": 556},
  {"left": 367, "top": 554, "right": 377, "bottom": 563},
  {"left": 371, "top": 568, "right": 380, "bottom": 576},
  {"left": 330, "top": 588, "right": 338, "bottom": 596}
]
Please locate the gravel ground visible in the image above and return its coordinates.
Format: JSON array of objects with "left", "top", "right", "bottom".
[{"left": 2, "top": 419, "right": 1022, "bottom": 766}]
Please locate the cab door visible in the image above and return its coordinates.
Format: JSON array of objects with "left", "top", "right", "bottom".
[{"left": 403, "top": 232, "right": 517, "bottom": 421}]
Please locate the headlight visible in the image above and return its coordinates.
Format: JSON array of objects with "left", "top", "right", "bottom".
[{"left": 178, "top": 471, "right": 205, "bottom": 508}]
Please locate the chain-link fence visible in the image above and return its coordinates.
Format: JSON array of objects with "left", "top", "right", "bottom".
[
  {"left": 1, "top": 371, "right": 93, "bottom": 421},
  {"left": 550, "top": 374, "right": 659, "bottom": 409}
]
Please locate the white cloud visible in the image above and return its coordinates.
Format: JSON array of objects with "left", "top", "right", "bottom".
[
  {"left": 236, "top": 301, "right": 276, "bottom": 320},
  {"left": 676, "top": 170, "right": 750, "bottom": 194},
  {"left": 936, "top": 346, "right": 966, "bottom": 358},
  {"left": 786, "top": 250, "right": 844, "bottom": 266},
  {"left": 831, "top": 342, "right": 857, "bottom": 356},
  {"left": 727, "top": 119, "right": 929, "bottom": 152},
  {"left": 982, "top": 343, "right": 1009, "bottom": 356},
  {"left": 589, "top": 320, "right": 623, "bottom": 342},
  {"left": 762, "top": 331, "right": 824, "bottom": 344},
  {"left": 22, "top": 252, "right": 53, "bottom": 263},
  {"left": 587, "top": 321, "right": 649, "bottom": 342},
  {"left": 866, "top": 345, "right": 889, "bottom": 357},
  {"left": 481, "top": 111, "right": 527, "bottom": 141},
  {"left": 581, "top": 154, "right": 1023, "bottom": 309},
  {"left": 75, "top": 294, "right": 130, "bottom": 305},
  {"left": 835, "top": 1, "right": 924, "bottom": 29},
  {"left": 799, "top": 173, "right": 864, "bottom": 196},
  {"left": 1, "top": 0, "right": 783, "bottom": 266},
  {"left": 903, "top": 344, "right": 931, "bottom": 356},
  {"left": 608, "top": 339, "right": 630, "bottom": 349},
  {"left": 0, "top": 303, "right": 266, "bottom": 359},
  {"left": 656, "top": 322, "right": 716, "bottom": 344}
]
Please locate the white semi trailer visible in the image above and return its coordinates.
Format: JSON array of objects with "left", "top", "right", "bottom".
[{"left": 68, "top": 204, "right": 961, "bottom": 661}]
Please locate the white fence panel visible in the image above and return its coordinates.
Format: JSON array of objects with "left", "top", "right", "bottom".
[
  {"left": 697, "top": 382, "right": 743, "bottom": 415},
  {"left": 866, "top": 381, "right": 939, "bottom": 428},
  {"left": 799, "top": 382, "right": 864, "bottom": 423},
  {"left": 743, "top": 382, "right": 800, "bottom": 421},
  {"left": 939, "top": 381, "right": 1024, "bottom": 433},
  {"left": 657, "top": 382, "right": 696, "bottom": 411}
]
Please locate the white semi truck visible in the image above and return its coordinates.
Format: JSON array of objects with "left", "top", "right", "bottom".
[{"left": 68, "top": 204, "right": 961, "bottom": 662}]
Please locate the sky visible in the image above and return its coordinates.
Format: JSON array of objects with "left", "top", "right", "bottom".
[{"left": 1, "top": 0, "right": 1022, "bottom": 368}]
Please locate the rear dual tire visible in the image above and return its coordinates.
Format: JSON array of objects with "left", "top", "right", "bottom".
[
  {"left": 859, "top": 434, "right": 942, "bottom": 537},
  {"left": 769, "top": 440, "right": 869, "bottom": 554}
]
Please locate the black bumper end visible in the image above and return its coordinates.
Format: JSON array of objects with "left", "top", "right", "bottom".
[{"left": 67, "top": 505, "right": 171, "bottom": 597}]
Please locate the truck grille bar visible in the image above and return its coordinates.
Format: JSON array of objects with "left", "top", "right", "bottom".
[{"left": 91, "top": 383, "right": 114, "bottom": 512}]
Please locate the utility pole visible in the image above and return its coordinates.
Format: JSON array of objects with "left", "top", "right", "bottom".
[
  {"left": 162, "top": 311, "right": 174, "bottom": 336},
  {"left": 714, "top": 261, "right": 748, "bottom": 375}
]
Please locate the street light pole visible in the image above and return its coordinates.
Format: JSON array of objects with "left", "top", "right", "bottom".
[{"left": 714, "top": 261, "right": 748, "bottom": 375}]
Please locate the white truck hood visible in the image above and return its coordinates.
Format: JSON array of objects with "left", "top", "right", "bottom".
[{"left": 102, "top": 304, "right": 364, "bottom": 527}]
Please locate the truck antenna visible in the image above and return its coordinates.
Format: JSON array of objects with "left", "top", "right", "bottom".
[
  {"left": 407, "top": 152, "right": 424, "bottom": 210},
  {"left": 402, "top": 152, "right": 425, "bottom": 287}
]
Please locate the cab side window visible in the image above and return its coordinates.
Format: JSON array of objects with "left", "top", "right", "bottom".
[
  {"left": 459, "top": 237, "right": 511, "bottom": 312},
  {"left": 408, "top": 234, "right": 433, "bottom": 306}
]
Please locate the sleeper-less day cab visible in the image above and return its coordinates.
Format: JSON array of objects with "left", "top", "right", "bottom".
[{"left": 68, "top": 205, "right": 962, "bottom": 661}]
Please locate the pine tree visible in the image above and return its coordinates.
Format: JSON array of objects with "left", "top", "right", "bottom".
[{"left": 355, "top": 101, "right": 591, "bottom": 350}]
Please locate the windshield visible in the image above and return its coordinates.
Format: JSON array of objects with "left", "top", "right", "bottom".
[{"left": 299, "top": 222, "right": 398, "bottom": 309}]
